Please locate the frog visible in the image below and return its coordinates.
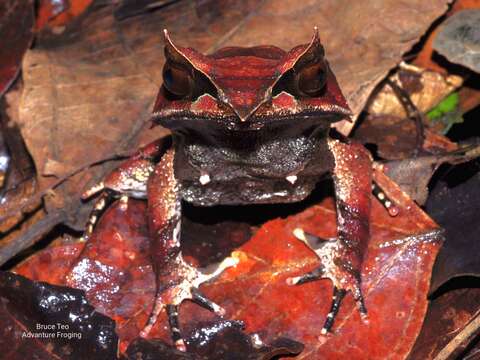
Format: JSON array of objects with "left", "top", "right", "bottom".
[{"left": 82, "top": 28, "right": 392, "bottom": 351}]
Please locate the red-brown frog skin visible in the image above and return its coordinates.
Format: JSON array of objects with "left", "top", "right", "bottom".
[{"left": 82, "top": 29, "right": 373, "bottom": 351}]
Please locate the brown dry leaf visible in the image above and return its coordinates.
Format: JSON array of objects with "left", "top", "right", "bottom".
[
  {"left": 353, "top": 115, "right": 458, "bottom": 160},
  {"left": 0, "top": 82, "right": 48, "bottom": 266},
  {"left": 12, "top": 0, "right": 450, "bottom": 237},
  {"left": 353, "top": 63, "right": 461, "bottom": 160},
  {"left": 368, "top": 63, "right": 463, "bottom": 119},
  {"left": 0, "top": 83, "right": 38, "bottom": 231}
]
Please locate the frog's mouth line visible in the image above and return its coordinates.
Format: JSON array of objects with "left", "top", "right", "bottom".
[{"left": 152, "top": 110, "right": 349, "bottom": 132}]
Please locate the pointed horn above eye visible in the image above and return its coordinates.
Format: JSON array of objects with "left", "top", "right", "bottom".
[
  {"left": 163, "top": 29, "right": 178, "bottom": 54},
  {"left": 162, "top": 29, "right": 212, "bottom": 77},
  {"left": 295, "top": 26, "right": 324, "bottom": 67},
  {"left": 312, "top": 26, "right": 320, "bottom": 44},
  {"left": 277, "top": 26, "right": 325, "bottom": 76},
  {"left": 163, "top": 28, "right": 170, "bottom": 42},
  {"left": 163, "top": 29, "right": 189, "bottom": 64}
]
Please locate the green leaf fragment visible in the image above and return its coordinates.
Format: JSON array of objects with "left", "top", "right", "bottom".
[
  {"left": 427, "top": 92, "right": 459, "bottom": 120},
  {"left": 427, "top": 92, "right": 463, "bottom": 134}
]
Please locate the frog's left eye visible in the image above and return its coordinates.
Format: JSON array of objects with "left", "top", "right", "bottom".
[
  {"left": 295, "top": 60, "right": 327, "bottom": 97},
  {"left": 162, "top": 62, "right": 194, "bottom": 99}
]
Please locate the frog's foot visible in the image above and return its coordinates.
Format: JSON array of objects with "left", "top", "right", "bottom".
[
  {"left": 80, "top": 157, "right": 155, "bottom": 241},
  {"left": 140, "top": 254, "right": 239, "bottom": 351},
  {"left": 286, "top": 228, "right": 367, "bottom": 335}
]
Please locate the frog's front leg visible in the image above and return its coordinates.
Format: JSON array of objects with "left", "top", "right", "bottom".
[
  {"left": 287, "top": 139, "right": 372, "bottom": 334},
  {"left": 80, "top": 139, "right": 165, "bottom": 240},
  {"left": 140, "top": 148, "right": 239, "bottom": 351}
]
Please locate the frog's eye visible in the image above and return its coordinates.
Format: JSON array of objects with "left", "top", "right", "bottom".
[
  {"left": 295, "top": 60, "right": 327, "bottom": 97},
  {"left": 162, "top": 62, "right": 194, "bottom": 99},
  {"left": 272, "top": 59, "right": 328, "bottom": 99}
]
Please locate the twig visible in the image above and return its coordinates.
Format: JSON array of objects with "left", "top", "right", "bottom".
[
  {"left": 0, "top": 152, "right": 131, "bottom": 224},
  {"left": 434, "top": 309, "right": 480, "bottom": 360},
  {"left": 385, "top": 78, "right": 425, "bottom": 156},
  {"left": 0, "top": 210, "right": 67, "bottom": 266}
]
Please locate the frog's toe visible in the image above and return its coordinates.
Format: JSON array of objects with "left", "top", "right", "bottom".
[
  {"left": 164, "top": 289, "right": 227, "bottom": 351},
  {"left": 286, "top": 263, "right": 367, "bottom": 335},
  {"left": 318, "top": 284, "right": 367, "bottom": 335},
  {"left": 322, "top": 276, "right": 367, "bottom": 333},
  {"left": 190, "top": 287, "right": 226, "bottom": 315},
  {"left": 287, "top": 228, "right": 367, "bottom": 334},
  {"left": 286, "top": 266, "right": 324, "bottom": 285}
]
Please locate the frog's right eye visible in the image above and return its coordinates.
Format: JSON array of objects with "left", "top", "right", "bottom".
[
  {"left": 162, "top": 62, "right": 194, "bottom": 99},
  {"left": 295, "top": 60, "right": 327, "bottom": 97}
]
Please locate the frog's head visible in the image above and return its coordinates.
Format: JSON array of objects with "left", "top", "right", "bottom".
[{"left": 152, "top": 29, "right": 351, "bottom": 132}]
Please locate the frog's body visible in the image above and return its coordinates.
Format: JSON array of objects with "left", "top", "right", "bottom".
[
  {"left": 171, "top": 115, "right": 334, "bottom": 205},
  {"left": 82, "top": 29, "right": 373, "bottom": 351}
]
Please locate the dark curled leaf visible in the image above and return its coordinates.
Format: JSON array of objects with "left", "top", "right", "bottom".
[
  {"left": 125, "top": 320, "right": 304, "bottom": 360},
  {"left": 409, "top": 287, "right": 480, "bottom": 360},
  {"left": 124, "top": 337, "right": 193, "bottom": 360},
  {"left": 0, "top": 271, "right": 118, "bottom": 360},
  {"left": 427, "top": 160, "right": 480, "bottom": 293},
  {"left": 187, "top": 320, "right": 248, "bottom": 356},
  {"left": 433, "top": 9, "right": 480, "bottom": 73},
  {"left": 184, "top": 320, "right": 304, "bottom": 359},
  {"left": 263, "top": 337, "right": 305, "bottom": 359}
]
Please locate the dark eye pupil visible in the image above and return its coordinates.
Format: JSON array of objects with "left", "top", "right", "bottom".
[
  {"left": 297, "top": 62, "right": 326, "bottom": 96},
  {"left": 163, "top": 64, "right": 192, "bottom": 98}
]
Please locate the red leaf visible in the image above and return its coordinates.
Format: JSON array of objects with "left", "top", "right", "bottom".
[
  {"left": 14, "top": 243, "right": 83, "bottom": 285},
  {"left": 0, "top": 0, "right": 34, "bottom": 97},
  {"left": 64, "top": 200, "right": 156, "bottom": 350},
  {"left": 36, "top": 0, "right": 93, "bottom": 31},
  {"left": 16, "top": 169, "right": 442, "bottom": 358}
]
